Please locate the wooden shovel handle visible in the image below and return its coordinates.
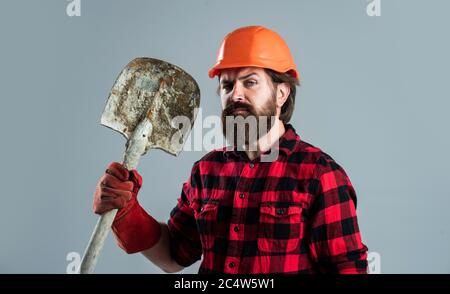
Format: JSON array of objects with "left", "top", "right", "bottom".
[
  {"left": 78, "top": 118, "right": 153, "bottom": 274},
  {"left": 78, "top": 209, "right": 118, "bottom": 274}
]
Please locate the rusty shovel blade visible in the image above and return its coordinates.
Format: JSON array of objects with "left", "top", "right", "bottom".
[{"left": 101, "top": 57, "right": 201, "bottom": 155}]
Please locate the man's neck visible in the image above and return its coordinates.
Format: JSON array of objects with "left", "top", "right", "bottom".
[{"left": 245, "top": 119, "right": 285, "bottom": 161}]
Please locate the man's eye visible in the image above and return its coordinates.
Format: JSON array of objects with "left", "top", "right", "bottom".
[
  {"left": 244, "top": 80, "right": 256, "bottom": 87},
  {"left": 222, "top": 84, "right": 233, "bottom": 91}
]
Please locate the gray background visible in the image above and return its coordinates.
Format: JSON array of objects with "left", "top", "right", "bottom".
[{"left": 0, "top": 0, "right": 449, "bottom": 274}]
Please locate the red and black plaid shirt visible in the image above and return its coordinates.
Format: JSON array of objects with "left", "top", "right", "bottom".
[{"left": 167, "top": 124, "right": 368, "bottom": 274}]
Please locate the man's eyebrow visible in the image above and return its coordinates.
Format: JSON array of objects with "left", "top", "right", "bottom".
[
  {"left": 220, "top": 72, "right": 258, "bottom": 84},
  {"left": 238, "top": 72, "right": 258, "bottom": 81}
]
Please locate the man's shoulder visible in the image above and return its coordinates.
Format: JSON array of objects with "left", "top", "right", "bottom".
[
  {"left": 200, "top": 147, "right": 228, "bottom": 161},
  {"left": 295, "top": 139, "right": 345, "bottom": 171},
  {"left": 190, "top": 147, "right": 228, "bottom": 169}
]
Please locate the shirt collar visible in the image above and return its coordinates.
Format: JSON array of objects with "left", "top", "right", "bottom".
[{"left": 222, "top": 123, "right": 301, "bottom": 161}]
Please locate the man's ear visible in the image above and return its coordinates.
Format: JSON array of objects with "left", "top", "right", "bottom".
[{"left": 276, "top": 83, "right": 290, "bottom": 108}]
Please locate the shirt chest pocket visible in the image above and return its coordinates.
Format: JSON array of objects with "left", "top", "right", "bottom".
[
  {"left": 258, "top": 205, "right": 303, "bottom": 253},
  {"left": 193, "top": 202, "right": 220, "bottom": 251}
]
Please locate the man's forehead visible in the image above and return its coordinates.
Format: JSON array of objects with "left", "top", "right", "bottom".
[{"left": 219, "top": 67, "right": 265, "bottom": 81}]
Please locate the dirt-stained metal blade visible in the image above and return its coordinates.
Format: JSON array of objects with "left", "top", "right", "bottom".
[{"left": 100, "top": 58, "right": 201, "bottom": 156}]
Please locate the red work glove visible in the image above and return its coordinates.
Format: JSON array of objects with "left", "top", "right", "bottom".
[{"left": 93, "top": 162, "right": 161, "bottom": 253}]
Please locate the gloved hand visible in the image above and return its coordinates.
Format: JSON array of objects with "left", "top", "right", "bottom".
[
  {"left": 93, "top": 162, "right": 137, "bottom": 215},
  {"left": 92, "top": 162, "right": 161, "bottom": 253}
]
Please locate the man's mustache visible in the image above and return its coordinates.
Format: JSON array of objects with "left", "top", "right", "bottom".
[{"left": 223, "top": 102, "right": 255, "bottom": 116}]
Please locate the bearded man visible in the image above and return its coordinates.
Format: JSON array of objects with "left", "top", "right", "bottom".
[{"left": 92, "top": 26, "right": 368, "bottom": 274}]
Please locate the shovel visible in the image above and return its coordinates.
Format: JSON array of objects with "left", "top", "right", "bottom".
[{"left": 78, "top": 57, "right": 200, "bottom": 274}]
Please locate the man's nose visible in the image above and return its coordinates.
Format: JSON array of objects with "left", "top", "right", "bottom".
[{"left": 230, "top": 82, "right": 245, "bottom": 103}]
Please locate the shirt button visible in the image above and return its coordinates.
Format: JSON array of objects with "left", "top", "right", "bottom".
[
  {"left": 250, "top": 163, "right": 255, "bottom": 168},
  {"left": 234, "top": 226, "right": 240, "bottom": 232},
  {"left": 228, "top": 262, "right": 235, "bottom": 268},
  {"left": 239, "top": 193, "right": 245, "bottom": 199},
  {"left": 276, "top": 208, "right": 284, "bottom": 215}
]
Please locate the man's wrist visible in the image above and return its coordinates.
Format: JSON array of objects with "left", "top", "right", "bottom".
[{"left": 112, "top": 202, "right": 162, "bottom": 254}]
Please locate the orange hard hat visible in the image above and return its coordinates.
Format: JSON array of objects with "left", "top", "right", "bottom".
[{"left": 208, "top": 26, "right": 299, "bottom": 80}]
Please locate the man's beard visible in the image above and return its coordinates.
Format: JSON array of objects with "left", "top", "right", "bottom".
[{"left": 221, "top": 92, "right": 277, "bottom": 151}]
